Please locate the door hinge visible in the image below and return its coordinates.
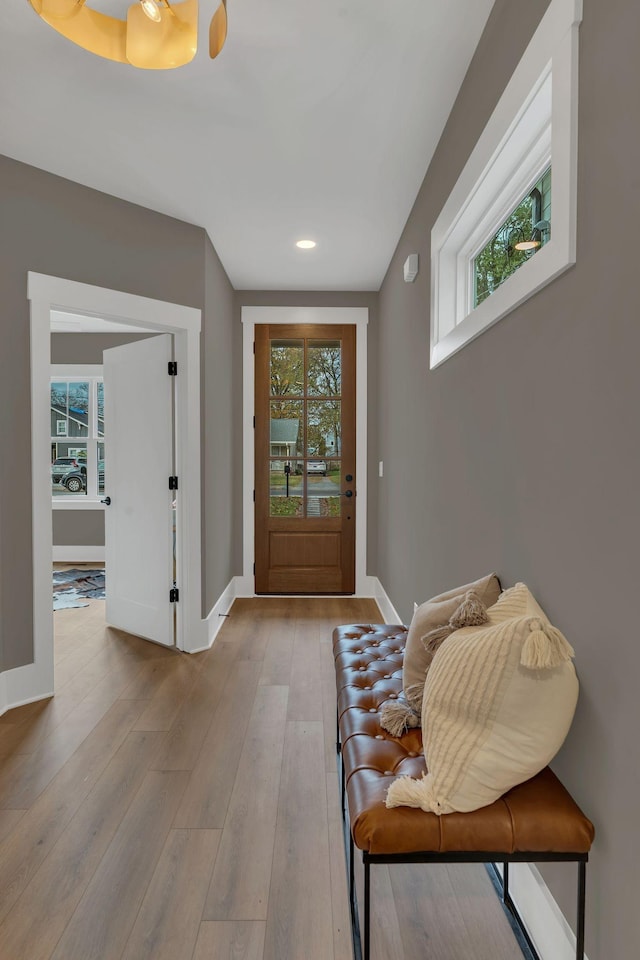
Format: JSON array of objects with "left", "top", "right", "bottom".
[
  {"left": 253, "top": 562, "right": 256, "bottom": 575},
  {"left": 169, "top": 476, "right": 179, "bottom": 490},
  {"left": 170, "top": 587, "right": 179, "bottom": 603},
  {"left": 253, "top": 415, "right": 255, "bottom": 429},
  {"left": 253, "top": 489, "right": 255, "bottom": 502},
  {"left": 253, "top": 341, "right": 256, "bottom": 354},
  {"left": 168, "top": 361, "right": 178, "bottom": 376}
]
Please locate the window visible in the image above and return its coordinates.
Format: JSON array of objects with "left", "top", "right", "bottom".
[
  {"left": 473, "top": 167, "right": 552, "bottom": 308},
  {"left": 430, "top": 0, "right": 582, "bottom": 368},
  {"left": 51, "top": 370, "right": 105, "bottom": 501}
]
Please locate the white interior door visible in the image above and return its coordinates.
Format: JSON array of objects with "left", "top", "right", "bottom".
[{"left": 103, "top": 334, "right": 175, "bottom": 646}]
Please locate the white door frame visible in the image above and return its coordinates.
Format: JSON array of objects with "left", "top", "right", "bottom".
[
  {"left": 4, "top": 273, "right": 203, "bottom": 713},
  {"left": 239, "top": 305, "right": 374, "bottom": 596}
]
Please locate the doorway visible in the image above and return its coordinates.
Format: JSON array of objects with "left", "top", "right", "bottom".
[
  {"left": 12, "top": 272, "right": 203, "bottom": 715},
  {"left": 255, "top": 323, "right": 356, "bottom": 593},
  {"left": 240, "top": 306, "right": 371, "bottom": 598}
]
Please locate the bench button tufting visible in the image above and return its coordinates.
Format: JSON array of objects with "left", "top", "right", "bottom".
[
  {"left": 364, "top": 685, "right": 371, "bottom": 690},
  {"left": 384, "top": 770, "right": 393, "bottom": 776},
  {"left": 368, "top": 708, "right": 377, "bottom": 713},
  {"left": 407, "top": 752, "right": 418, "bottom": 758},
  {"left": 375, "top": 735, "right": 384, "bottom": 740},
  {"left": 383, "top": 674, "right": 391, "bottom": 679},
  {"left": 388, "top": 693, "right": 397, "bottom": 699}
]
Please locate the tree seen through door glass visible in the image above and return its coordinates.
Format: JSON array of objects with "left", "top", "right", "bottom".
[
  {"left": 270, "top": 340, "right": 304, "bottom": 396},
  {"left": 307, "top": 340, "right": 341, "bottom": 396},
  {"left": 307, "top": 400, "right": 341, "bottom": 457}
]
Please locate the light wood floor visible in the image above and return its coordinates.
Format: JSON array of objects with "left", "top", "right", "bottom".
[{"left": 0, "top": 594, "right": 525, "bottom": 960}]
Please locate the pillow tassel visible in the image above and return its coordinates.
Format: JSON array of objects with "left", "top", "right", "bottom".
[
  {"left": 521, "top": 618, "right": 575, "bottom": 669},
  {"left": 421, "top": 623, "right": 453, "bottom": 654},
  {"left": 380, "top": 700, "right": 420, "bottom": 737},
  {"left": 449, "top": 589, "right": 489, "bottom": 628},
  {"left": 386, "top": 772, "right": 433, "bottom": 810}
]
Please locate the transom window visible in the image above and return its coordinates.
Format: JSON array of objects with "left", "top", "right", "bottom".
[
  {"left": 430, "top": 0, "right": 582, "bottom": 368},
  {"left": 473, "top": 167, "right": 551, "bottom": 308},
  {"left": 50, "top": 374, "right": 105, "bottom": 500}
]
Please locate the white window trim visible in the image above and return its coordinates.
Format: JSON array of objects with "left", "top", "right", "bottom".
[
  {"left": 51, "top": 364, "right": 105, "bottom": 508},
  {"left": 430, "top": 0, "right": 583, "bottom": 369}
]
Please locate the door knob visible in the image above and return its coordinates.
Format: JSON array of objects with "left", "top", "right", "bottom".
[{"left": 101, "top": 496, "right": 111, "bottom": 506}]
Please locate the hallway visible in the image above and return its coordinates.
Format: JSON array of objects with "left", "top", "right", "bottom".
[{"left": 0, "top": 597, "right": 523, "bottom": 960}]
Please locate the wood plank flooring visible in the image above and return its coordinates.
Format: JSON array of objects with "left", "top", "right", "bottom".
[{"left": 0, "top": 593, "right": 525, "bottom": 960}]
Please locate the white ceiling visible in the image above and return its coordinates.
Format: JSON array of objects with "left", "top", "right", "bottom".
[{"left": 0, "top": 1, "right": 493, "bottom": 291}]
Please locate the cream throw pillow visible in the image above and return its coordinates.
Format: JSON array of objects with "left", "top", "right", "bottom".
[{"left": 386, "top": 583, "right": 579, "bottom": 814}]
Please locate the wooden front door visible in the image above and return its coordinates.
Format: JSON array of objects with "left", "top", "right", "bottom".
[{"left": 255, "top": 324, "right": 356, "bottom": 594}]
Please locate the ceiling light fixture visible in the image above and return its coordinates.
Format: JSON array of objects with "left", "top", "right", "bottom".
[
  {"left": 26, "top": 0, "right": 228, "bottom": 70},
  {"left": 140, "top": 0, "right": 162, "bottom": 22},
  {"left": 296, "top": 240, "right": 317, "bottom": 249},
  {"left": 514, "top": 219, "right": 551, "bottom": 252}
]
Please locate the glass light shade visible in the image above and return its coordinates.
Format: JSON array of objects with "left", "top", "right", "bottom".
[{"left": 296, "top": 240, "right": 317, "bottom": 249}]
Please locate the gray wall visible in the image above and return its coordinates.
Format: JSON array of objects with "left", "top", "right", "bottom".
[
  {"left": 51, "top": 332, "right": 156, "bottom": 550},
  {"left": 374, "top": 0, "right": 638, "bottom": 956},
  {"left": 0, "top": 155, "right": 235, "bottom": 670},
  {"left": 234, "top": 291, "right": 379, "bottom": 574},
  {"left": 202, "top": 235, "right": 237, "bottom": 613}
]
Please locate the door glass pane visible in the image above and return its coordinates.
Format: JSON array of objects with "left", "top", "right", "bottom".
[
  {"left": 307, "top": 340, "right": 341, "bottom": 396},
  {"left": 307, "top": 400, "right": 341, "bottom": 457},
  {"left": 97, "top": 381, "right": 105, "bottom": 437},
  {"left": 270, "top": 400, "right": 303, "bottom": 457},
  {"left": 51, "top": 442, "right": 87, "bottom": 498},
  {"left": 270, "top": 458, "right": 303, "bottom": 517},
  {"left": 306, "top": 458, "right": 341, "bottom": 517},
  {"left": 270, "top": 340, "right": 304, "bottom": 396}
]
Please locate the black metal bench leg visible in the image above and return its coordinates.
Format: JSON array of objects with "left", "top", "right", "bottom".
[
  {"left": 503, "top": 861, "right": 509, "bottom": 904},
  {"left": 364, "top": 854, "right": 371, "bottom": 960},
  {"left": 341, "top": 754, "right": 346, "bottom": 822},
  {"left": 349, "top": 831, "right": 355, "bottom": 911},
  {"left": 576, "top": 861, "right": 586, "bottom": 960},
  {"left": 336, "top": 707, "right": 341, "bottom": 753}
]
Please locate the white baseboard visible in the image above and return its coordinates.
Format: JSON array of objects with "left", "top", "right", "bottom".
[
  {"left": 370, "top": 577, "right": 403, "bottom": 624},
  {"left": 53, "top": 545, "right": 105, "bottom": 563},
  {"left": 0, "top": 688, "right": 54, "bottom": 719},
  {"left": 192, "top": 578, "right": 237, "bottom": 653},
  {"left": 495, "top": 861, "right": 589, "bottom": 960}
]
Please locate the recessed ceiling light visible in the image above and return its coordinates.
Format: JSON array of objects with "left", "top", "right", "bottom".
[{"left": 296, "top": 239, "right": 316, "bottom": 249}]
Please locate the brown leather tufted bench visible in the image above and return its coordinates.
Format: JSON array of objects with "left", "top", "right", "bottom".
[{"left": 333, "top": 623, "right": 595, "bottom": 960}]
